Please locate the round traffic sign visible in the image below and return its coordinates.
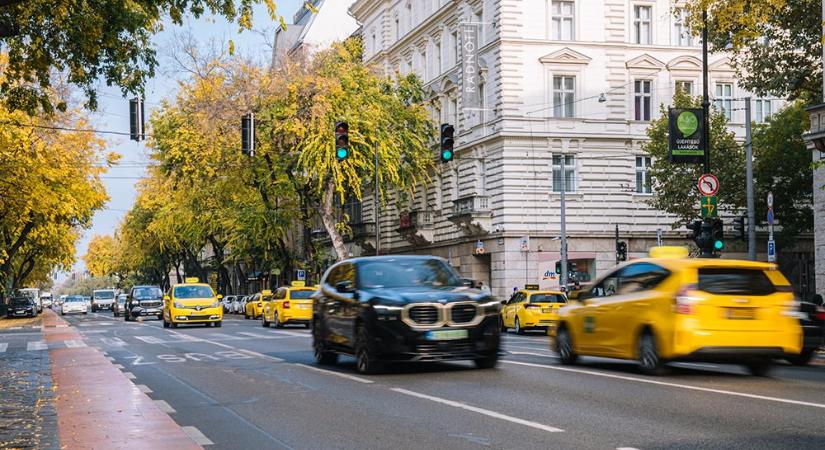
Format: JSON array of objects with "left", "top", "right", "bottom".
[
  {"left": 697, "top": 174, "right": 720, "bottom": 196},
  {"left": 767, "top": 191, "right": 774, "bottom": 208}
]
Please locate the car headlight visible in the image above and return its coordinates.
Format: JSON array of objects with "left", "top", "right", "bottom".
[
  {"left": 479, "top": 300, "right": 502, "bottom": 315},
  {"left": 212, "top": 301, "right": 221, "bottom": 308},
  {"left": 174, "top": 302, "right": 185, "bottom": 309},
  {"left": 372, "top": 303, "right": 403, "bottom": 320}
]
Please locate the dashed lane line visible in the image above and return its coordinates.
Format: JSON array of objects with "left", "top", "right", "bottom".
[
  {"left": 503, "top": 360, "right": 825, "bottom": 410},
  {"left": 136, "top": 384, "right": 153, "bottom": 394},
  {"left": 181, "top": 426, "right": 214, "bottom": 446},
  {"left": 508, "top": 351, "right": 558, "bottom": 358},
  {"left": 293, "top": 363, "right": 374, "bottom": 384},
  {"left": 237, "top": 349, "right": 284, "bottom": 362},
  {"left": 391, "top": 388, "right": 564, "bottom": 433},
  {"left": 123, "top": 372, "right": 136, "bottom": 380},
  {"left": 154, "top": 400, "right": 176, "bottom": 414},
  {"left": 0, "top": 343, "right": 7, "bottom": 353},
  {"left": 64, "top": 339, "right": 87, "bottom": 348},
  {"left": 26, "top": 340, "right": 47, "bottom": 351}
]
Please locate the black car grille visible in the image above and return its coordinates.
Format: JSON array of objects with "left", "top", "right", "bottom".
[
  {"left": 408, "top": 305, "right": 440, "bottom": 325},
  {"left": 416, "top": 342, "right": 475, "bottom": 354},
  {"left": 450, "top": 304, "right": 478, "bottom": 324},
  {"left": 139, "top": 300, "right": 162, "bottom": 308}
]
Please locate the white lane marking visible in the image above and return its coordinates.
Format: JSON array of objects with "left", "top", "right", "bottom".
[
  {"left": 391, "top": 388, "right": 564, "bottom": 433},
  {"left": 101, "top": 337, "right": 126, "bottom": 346},
  {"left": 106, "top": 356, "right": 115, "bottom": 362},
  {"left": 617, "top": 447, "right": 641, "bottom": 450},
  {"left": 509, "top": 351, "right": 558, "bottom": 359},
  {"left": 237, "top": 331, "right": 276, "bottom": 339},
  {"left": 78, "top": 330, "right": 108, "bottom": 334},
  {"left": 166, "top": 330, "right": 236, "bottom": 350},
  {"left": 123, "top": 372, "right": 136, "bottom": 380},
  {"left": 503, "top": 361, "right": 825, "bottom": 410},
  {"left": 293, "top": 363, "right": 374, "bottom": 384},
  {"left": 135, "top": 335, "right": 166, "bottom": 344},
  {"left": 136, "top": 384, "right": 153, "bottom": 394},
  {"left": 268, "top": 329, "right": 308, "bottom": 337},
  {"left": 113, "top": 364, "right": 124, "bottom": 369},
  {"left": 154, "top": 400, "right": 176, "bottom": 414},
  {"left": 64, "top": 340, "right": 87, "bottom": 348},
  {"left": 27, "top": 341, "right": 47, "bottom": 351},
  {"left": 676, "top": 363, "right": 719, "bottom": 369},
  {"left": 201, "top": 333, "right": 237, "bottom": 340},
  {"left": 0, "top": 343, "right": 7, "bottom": 353},
  {"left": 182, "top": 426, "right": 214, "bottom": 446},
  {"left": 237, "top": 349, "right": 284, "bottom": 362},
  {"left": 169, "top": 334, "right": 204, "bottom": 343},
  {"left": 505, "top": 344, "right": 557, "bottom": 353}
]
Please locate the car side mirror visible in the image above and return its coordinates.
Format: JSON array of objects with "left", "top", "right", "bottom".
[
  {"left": 163, "top": 295, "right": 170, "bottom": 301},
  {"left": 336, "top": 281, "right": 356, "bottom": 294},
  {"left": 217, "top": 294, "right": 223, "bottom": 299}
]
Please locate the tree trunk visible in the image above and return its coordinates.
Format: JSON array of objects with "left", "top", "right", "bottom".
[{"left": 320, "top": 179, "right": 348, "bottom": 261}]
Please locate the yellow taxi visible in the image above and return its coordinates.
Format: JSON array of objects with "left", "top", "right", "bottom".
[
  {"left": 162, "top": 278, "right": 223, "bottom": 328},
  {"left": 501, "top": 284, "right": 567, "bottom": 334},
  {"left": 244, "top": 290, "right": 269, "bottom": 320},
  {"left": 261, "top": 281, "right": 316, "bottom": 328},
  {"left": 549, "top": 247, "right": 802, "bottom": 376}
]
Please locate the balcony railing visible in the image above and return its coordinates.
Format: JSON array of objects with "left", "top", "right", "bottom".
[
  {"left": 349, "top": 221, "right": 376, "bottom": 239},
  {"left": 451, "top": 195, "right": 490, "bottom": 216},
  {"left": 398, "top": 210, "right": 434, "bottom": 230}
]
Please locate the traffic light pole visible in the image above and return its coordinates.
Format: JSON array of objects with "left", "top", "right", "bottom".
[
  {"left": 744, "top": 97, "right": 756, "bottom": 260},
  {"left": 375, "top": 144, "right": 380, "bottom": 255},
  {"left": 559, "top": 158, "right": 568, "bottom": 291},
  {"left": 701, "top": 9, "right": 710, "bottom": 175}
]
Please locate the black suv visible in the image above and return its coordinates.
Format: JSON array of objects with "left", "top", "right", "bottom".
[
  {"left": 124, "top": 285, "right": 164, "bottom": 321},
  {"left": 6, "top": 297, "right": 37, "bottom": 318},
  {"left": 312, "top": 256, "right": 501, "bottom": 374},
  {"left": 789, "top": 294, "right": 825, "bottom": 365}
]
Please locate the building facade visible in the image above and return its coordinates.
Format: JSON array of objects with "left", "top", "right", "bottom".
[
  {"left": 345, "top": 0, "right": 791, "bottom": 299},
  {"left": 804, "top": 105, "right": 825, "bottom": 298},
  {"left": 272, "top": 0, "right": 359, "bottom": 64}
]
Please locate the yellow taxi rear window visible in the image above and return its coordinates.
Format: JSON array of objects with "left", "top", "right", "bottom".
[
  {"left": 290, "top": 290, "right": 314, "bottom": 299},
  {"left": 698, "top": 268, "right": 776, "bottom": 296},
  {"left": 529, "top": 293, "right": 566, "bottom": 303}
]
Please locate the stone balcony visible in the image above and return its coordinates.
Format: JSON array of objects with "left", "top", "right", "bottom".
[
  {"left": 396, "top": 210, "right": 435, "bottom": 246},
  {"left": 448, "top": 195, "right": 492, "bottom": 236},
  {"left": 347, "top": 221, "right": 376, "bottom": 254}
]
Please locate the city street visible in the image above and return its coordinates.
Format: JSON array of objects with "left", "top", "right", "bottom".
[{"left": 3, "top": 311, "right": 821, "bottom": 449}]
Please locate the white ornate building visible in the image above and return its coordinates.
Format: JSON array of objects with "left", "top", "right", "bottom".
[{"left": 344, "top": 0, "right": 789, "bottom": 299}]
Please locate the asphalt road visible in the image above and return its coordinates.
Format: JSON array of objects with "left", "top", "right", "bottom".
[{"left": 49, "top": 312, "right": 825, "bottom": 449}]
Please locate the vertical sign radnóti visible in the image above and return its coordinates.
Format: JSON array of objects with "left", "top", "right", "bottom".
[{"left": 668, "top": 108, "right": 705, "bottom": 164}]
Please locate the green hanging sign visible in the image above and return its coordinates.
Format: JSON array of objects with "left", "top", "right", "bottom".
[{"left": 668, "top": 108, "right": 706, "bottom": 164}]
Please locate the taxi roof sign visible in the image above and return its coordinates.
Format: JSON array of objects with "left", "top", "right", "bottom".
[
  {"left": 524, "top": 284, "right": 540, "bottom": 290},
  {"left": 184, "top": 277, "right": 200, "bottom": 283},
  {"left": 648, "top": 246, "right": 690, "bottom": 259},
  {"left": 291, "top": 281, "right": 306, "bottom": 288},
  {"left": 261, "top": 289, "right": 272, "bottom": 295}
]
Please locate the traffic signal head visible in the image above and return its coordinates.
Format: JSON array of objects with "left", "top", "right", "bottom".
[
  {"left": 241, "top": 113, "right": 255, "bottom": 156},
  {"left": 686, "top": 220, "right": 702, "bottom": 240},
  {"left": 712, "top": 218, "right": 724, "bottom": 251},
  {"left": 555, "top": 261, "right": 561, "bottom": 274},
  {"left": 616, "top": 241, "right": 628, "bottom": 262},
  {"left": 734, "top": 216, "right": 746, "bottom": 241},
  {"left": 129, "top": 98, "right": 145, "bottom": 142},
  {"left": 335, "top": 121, "right": 349, "bottom": 161},
  {"left": 440, "top": 123, "right": 455, "bottom": 163}
]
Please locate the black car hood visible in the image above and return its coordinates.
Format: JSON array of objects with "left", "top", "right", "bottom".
[{"left": 362, "top": 286, "right": 487, "bottom": 305}]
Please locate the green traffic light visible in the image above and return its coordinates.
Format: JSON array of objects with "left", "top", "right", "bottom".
[
  {"left": 714, "top": 240, "right": 724, "bottom": 250},
  {"left": 336, "top": 147, "right": 348, "bottom": 160},
  {"left": 442, "top": 150, "right": 453, "bottom": 161}
]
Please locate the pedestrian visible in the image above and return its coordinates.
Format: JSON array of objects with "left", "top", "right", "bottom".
[
  {"left": 478, "top": 281, "right": 491, "bottom": 294},
  {"left": 513, "top": 287, "right": 518, "bottom": 294}
]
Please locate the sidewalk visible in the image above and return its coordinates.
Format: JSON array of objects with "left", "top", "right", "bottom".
[{"left": 43, "top": 310, "right": 202, "bottom": 450}]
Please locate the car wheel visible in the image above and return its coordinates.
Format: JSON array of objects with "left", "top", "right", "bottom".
[
  {"left": 215, "top": 321, "right": 222, "bottom": 328},
  {"left": 171, "top": 321, "right": 178, "bottom": 328},
  {"left": 473, "top": 352, "right": 499, "bottom": 369},
  {"left": 313, "top": 320, "right": 338, "bottom": 365},
  {"left": 83, "top": 311, "right": 88, "bottom": 315},
  {"left": 515, "top": 317, "right": 525, "bottom": 335},
  {"left": 556, "top": 326, "right": 577, "bottom": 365},
  {"left": 745, "top": 360, "right": 772, "bottom": 377},
  {"left": 355, "top": 325, "right": 382, "bottom": 375},
  {"left": 61, "top": 311, "right": 65, "bottom": 316},
  {"left": 500, "top": 318, "right": 507, "bottom": 333},
  {"left": 262, "top": 313, "right": 270, "bottom": 328},
  {"left": 162, "top": 317, "right": 170, "bottom": 328},
  {"left": 304, "top": 323, "right": 311, "bottom": 329},
  {"left": 274, "top": 312, "right": 283, "bottom": 328},
  {"left": 787, "top": 348, "right": 816, "bottom": 366},
  {"left": 638, "top": 331, "right": 665, "bottom": 375}
]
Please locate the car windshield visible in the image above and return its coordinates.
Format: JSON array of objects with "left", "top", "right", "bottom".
[
  {"left": 358, "top": 259, "right": 462, "bottom": 288},
  {"left": 95, "top": 291, "right": 115, "bottom": 299},
  {"left": 698, "top": 268, "right": 776, "bottom": 296},
  {"left": 133, "top": 287, "right": 163, "bottom": 300},
  {"left": 290, "top": 290, "right": 314, "bottom": 299},
  {"left": 11, "top": 298, "right": 31, "bottom": 307},
  {"left": 530, "top": 294, "right": 566, "bottom": 303},
  {"left": 67, "top": 296, "right": 85, "bottom": 303},
  {"left": 173, "top": 285, "right": 214, "bottom": 299}
]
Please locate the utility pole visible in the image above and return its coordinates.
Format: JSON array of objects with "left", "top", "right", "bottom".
[
  {"left": 559, "top": 158, "right": 568, "bottom": 291},
  {"left": 374, "top": 145, "right": 380, "bottom": 255},
  {"left": 701, "top": 9, "right": 711, "bottom": 176},
  {"left": 744, "top": 97, "right": 756, "bottom": 260},
  {"left": 614, "top": 224, "right": 619, "bottom": 265}
]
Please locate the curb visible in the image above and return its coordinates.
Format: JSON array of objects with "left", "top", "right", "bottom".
[{"left": 43, "top": 310, "right": 203, "bottom": 450}]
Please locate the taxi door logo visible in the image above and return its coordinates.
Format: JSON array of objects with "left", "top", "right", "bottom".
[{"left": 584, "top": 316, "right": 595, "bottom": 334}]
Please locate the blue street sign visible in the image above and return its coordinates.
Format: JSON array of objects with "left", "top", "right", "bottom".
[
  {"left": 767, "top": 209, "right": 774, "bottom": 226},
  {"left": 296, "top": 270, "right": 306, "bottom": 281},
  {"left": 767, "top": 240, "right": 776, "bottom": 262}
]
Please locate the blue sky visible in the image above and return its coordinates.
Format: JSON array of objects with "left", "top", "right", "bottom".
[{"left": 63, "top": 0, "right": 306, "bottom": 280}]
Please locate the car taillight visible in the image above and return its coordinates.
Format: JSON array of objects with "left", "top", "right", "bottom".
[
  {"left": 675, "top": 284, "right": 699, "bottom": 315},
  {"left": 283, "top": 301, "right": 290, "bottom": 309},
  {"left": 257, "top": 302, "right": 262, "bottom": 307},
  {"left": 815, "top": 308, "right": 825, "bottom": 321}
]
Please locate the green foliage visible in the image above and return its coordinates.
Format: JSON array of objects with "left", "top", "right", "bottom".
[
  {"left": 752, "top": 101, "right": 813, "bottom": 247},
  {"left": 643, "top": 91, "right": 744, "bottom": 226},
  {"left": 0, "top": 0, "right": 280, "bottom": 112},
  {"left": 685, "top": 0, "right": 822, "bottom": 100}
]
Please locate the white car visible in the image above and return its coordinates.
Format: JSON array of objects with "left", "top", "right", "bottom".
[
  {"left": 235, "top": 296, "right": 247, "bottom": 314},
  {"left": 91, "top": 289, "right": 116, "bottom": 311},
  {"left": 41, "top": 292, "right": 53, "bottom": 308},
  {"left": 222, "top": 295, "right": 235, "bottom": 313},
  {"left": 61, "top": 295, "right": 88, "bottom": 315}
]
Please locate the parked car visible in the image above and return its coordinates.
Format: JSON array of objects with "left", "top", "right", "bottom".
[
  {"left": 41, "top": 292, "right": 53, "bottom": 308},
  {"left": 7, "top": 297, "right": 37, "bottom": 318},
  {"left": 91, "top": 289, "right": 116, "bottom": 312},
  {"left": 18, "top": 288, "right": 42, "bottom": 313},
  {"left": 113, "top": 294, "right": 128, "bottom": 317},
  {"left": 222, "top": 295, "right": 236, "bottom": 313},
  {"left": 262, "top": 282, "right": 315, "bottom": 328},
  {"left": 312, "top": 255, "right": 501, "bottom": 374},
  {"left": 235, "top": 296, "right": 247, "bottom": 314},
  {"left": 125, "top": 285, "right": 164, "bottom": 321},
  {"left": 62, "top": 295, "right": 89, "bottom": 315},
  {"left": 244, "top": 292, "right": 266, "bottom": 319}
]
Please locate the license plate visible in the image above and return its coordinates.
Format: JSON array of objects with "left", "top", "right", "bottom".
[
  {"left": 299, "top": 304, "right": 311, "bottom": 309},
  {"left": 542, "top": 308, "right": 552, "bottom": 313},
  {"left": 425, "top": 329, "right": 469, "bottom": 341},
  {"left": 727, "top": 308, "right": 755, "bottom": 320}
]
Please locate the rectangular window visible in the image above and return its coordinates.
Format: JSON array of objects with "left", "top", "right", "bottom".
[
  {"left": 434, "top": 42, "right": 441, "bottom": 76},
  {"left": 634, "top": 80, "right": 651, "bottom": 121},
  {"left": 635, "top": 156, "right": 652, "bottom": 194},
  {"left": 675, "top": 81, "right": 693, "bottom": 95},
  {"left": 673, "top": 8, "right": 692, "bottom": 46},
  {"left": 755, "top": 98, "right": 772, "bottom": 123},
  {"left": 634, "top": 5, "right": 652, "bottom": 44},
  {"left": 714, "top": 83, "right": 733, "bottom": 119},
  {"left": 551, "top": 1, "right": 575, "bottom": 41},
  {"left": 553, "top": 75, "right": 575, "bottom": 118},
  {"left": 450, "top": 30, "right": 458, "bottom": 67},
  {"left": 395, "top": 18, "right": 400, "bottom": 40},
  {"left": 552, "top": 155, "right": 576, "bottom": 192}
]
